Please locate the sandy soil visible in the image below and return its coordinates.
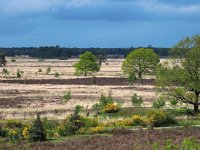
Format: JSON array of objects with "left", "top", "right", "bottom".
[{"left": 0, "top": 57, "right": 159, "bottom": 119}]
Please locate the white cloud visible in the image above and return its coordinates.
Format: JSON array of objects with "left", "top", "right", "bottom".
[
  {"left": 136, "top": 0, "right": 200, "bottom": 14},
  {"left": 0, "top": 0, "right": 92, "bottom": 17}
]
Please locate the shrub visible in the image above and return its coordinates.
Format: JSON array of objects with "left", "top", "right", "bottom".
[
  {"left": 8, "top": 129, "right": 22, "bottom": 142},
  {"left": 54, "top": 72, "right": 60, "bottom": 78},
  {"left": 63, "top": 91, "right": 71, "bottom": 101},
  {"left": 89, "top": 126, "right": 105, "bottom": 134},
  {"left": 92, "top": 93, "right": 122, "bottom": 113},
  {"left": 6, "top": 120, "right": 23, "bottom": 129},
  {"left": 145, "top": 110, "right": 176, "bottom": 127},
  {"left": 22, "top": 127, "right": 29, "bottom": 139},
  {"left": 58, "top": 105, "right": 84, "bottom": 136},
  {"left": 45, "top": 66, "right": 51, "bottom": 74},
  {"left": 16, "top": 69, "right": 23, "bottom": 78},
  {"left": 2, "top": 68, "right": 9, "bottom": 75},
  {"left": 11, "top": 57, "right": 16, "bottom": 62},
  {"left": 38, "top": 68, "right": 42, "bottom": 73},
  {"left": 29, "top": 113, "right": 46, "bottom": 142},
  {"left": 131, "top": 94, "right": 143, "bottom": 107},
  {"left": 103, "top": 103, "right": 120, "bottom": 113},
  {"left": 80, "top": 117, "right": 98, "bottom": 128},
  {"left": 152, "top": 99, "right": 165, "bottom": 109},
  {"left": 116, "top": 118, "right": 133, "bottom": 126},
  {"left": 0, "top": 125, "right": 7, "bottom": 137},
  {"left": 170, "top": 99, "right": 178, "bottom": 106},
  {"left": 132, "top": 115, "right": 144, "bottom": 126}
]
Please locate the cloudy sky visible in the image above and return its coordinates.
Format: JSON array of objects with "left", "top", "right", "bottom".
[{"left": 0, "top": 0, "right": 200, "bottom": 48}]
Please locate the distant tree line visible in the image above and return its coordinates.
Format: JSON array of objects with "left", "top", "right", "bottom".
[{"left": 0, "top": 46, "right": 169, "bottom": 59}]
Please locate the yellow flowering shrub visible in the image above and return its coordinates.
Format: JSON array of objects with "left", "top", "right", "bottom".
[
  {"left": 116, "top": 119, "right": 133, "bottom": 126},
  {"left": 22, "top": 127, "right": 29, "bottom": 139},
  {"left": 103, "top": 103, "right": 120, "bottom": 113},
  {"left": 132, "top": 115, "right": 144, "bottom": 125},
  {"left": 90, "top": 126, "right": 105, "bottom": 134}
]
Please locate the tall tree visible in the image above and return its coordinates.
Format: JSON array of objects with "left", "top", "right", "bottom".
[
  {"left": 122, "top": 48, "right": 160, "bottom": 79},
  {"left": 156, "top": 35, "right": 200, "bottom": 113},
  {"left": 0, "top": 53, "right": 7, "bottom": 67},
  {"left": 73, "top": 51, "right": 100, "bottom": 76}
]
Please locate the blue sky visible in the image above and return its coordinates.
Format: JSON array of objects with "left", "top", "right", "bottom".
[{"left": 0, "top": 0, "right": 200, "bottom": 48}]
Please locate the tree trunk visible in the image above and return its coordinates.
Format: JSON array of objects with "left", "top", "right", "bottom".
[
  {"left": 194, "top": 103, "right": 199, "bottom": 113},
  {"left": 138, "top": 72, "right": 142, "bottom": 79},
  {"left": 194, "top": 91, "right": 200, "bottom": 113},
  {"left": 84, "top": 71, "right": 87, "bottom": 76}
]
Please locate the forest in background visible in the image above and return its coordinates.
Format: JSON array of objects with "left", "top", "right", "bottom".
[{"left": 0, "top": 46, "right": 169, "bottom": 58}]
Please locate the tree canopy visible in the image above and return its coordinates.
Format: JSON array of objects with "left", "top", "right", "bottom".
[
  {"left": 156, "top": 35, "right": 200, "bottom": 112},
  {"left": 122, "top": 48, "right": 160, "bottom": 79},
  {"left": 73, "top": 51, "right": 100, "bottom": 76}
]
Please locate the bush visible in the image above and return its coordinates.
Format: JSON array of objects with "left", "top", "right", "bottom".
[
  {"left": 58, "top": 105, "right": 84, "bottom": 136},
  {"left": 80, "top": 117, "right": 98, "bottom": 128},
  {"left": 131, "top": 94, "right": 143, "bottom": 107},
  {"left": 63, "top": 91, "right": 71, "bottom": 101},
  {"left": 116, "top": 119, "right": 133, "bottom": 126},
  {"left": 45, "top": 66, "right": 51, "bottom": 74},
  {"left": 103, "top": 103, "right": 120, "bottom": 113},
  {"left": 0, "top": 125, "right": 7, "bottom": 137},
  {"left": 8, "top": 129, "right": 22, "bottom": 142},
  {"left": 145, "top": 110, "right": 176, "bottom": 127},
  {"left": 38, "top": 68, "right": 42, "bottom": 73},
  {"left": 152, "top": 99, "right": 165, "bottom": 109},
  {"left": 132, "top": 115, "right": 144, "bottom": 126},
  {"left": 16, "top": 69, "right": 23, "bottom": 78},
  {"left": 92, "top": 93, "right": 122, "bottom": 113},
  {"left": 54, "top": 72, "right": 60, "bottom": 78},
  {"left": 2, "top": 68, "right": 9, "bottom": 75},
  {"left": 29, "top": 113, "right": 46, "bottom": 142},
  {"left": 11, "top": 57, "right": 16, "bottom": 62},
  {"left": 170, "top": 99, "right": 178, "bottom": 106},
  {"left": 89, "top": 126, "right": 105, "bottom": 134}
]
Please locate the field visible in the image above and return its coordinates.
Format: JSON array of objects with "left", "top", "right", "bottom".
[{"left": 0, "top": 57, "right": 159, "bottom": 119}]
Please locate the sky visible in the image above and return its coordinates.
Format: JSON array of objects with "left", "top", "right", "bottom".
[{"left": 0, "top": 0, "right": 200, "bottom": 48}]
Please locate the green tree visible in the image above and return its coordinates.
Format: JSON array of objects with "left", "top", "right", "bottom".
[
  {"left": 0, "top": 53, "right": 7, "bottom": 67},
  {"left": 29, "top": 113, "right": 46, "bottom": 142},
  {"left": 73, "top": 51, "right": 100, "bottom": 76},
  {"left": 122, "top": 48, "right": 160, "bottom": 79},
  {"left": 156, "top": 35, "right": 200, "bottom": 113}
]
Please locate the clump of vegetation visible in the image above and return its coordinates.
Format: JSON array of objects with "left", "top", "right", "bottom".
[
  {"left": 45, "top": 66, "right": 51, "bottom": 74},
  {"left": 57, "top": 105, "right": 84, "bottom": 136},
  {"left": 145, "top": 110, "right": 176, "bottom": 127},
  {"left": 92, "top": 93, "right": 122, "bottom": 114},
  {"left": 38, "top": 68, "right": 42, "bottom": 73},
  {"left": 11, "top": 57, "right": 16, "bottom": 62},
  {"left": 16, "top": 69, "right": 24, "bottom": 78},
  {"left": 63, "top": 90, "right": 71, "bottom": 101},
  {"left": 54, "top": 72, "right": 60, "bottom": 78},
  {"left": 2, "top": 68, "right": 9, "bottom": 75},
  {"left": 131, "top": 93, "right": 143, "bottom": 107},
  {"left": 152, "top": 99, "right": 165, "bottom": 109},
  {"left": 29, "top": 113, "right": 46, "bottom": 142}
]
